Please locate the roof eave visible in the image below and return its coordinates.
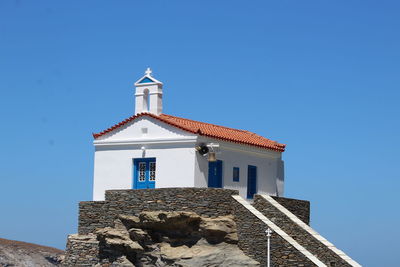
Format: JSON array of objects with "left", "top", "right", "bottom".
[{"left": 93, "top": 113, "right": 286, "bottom": 152}]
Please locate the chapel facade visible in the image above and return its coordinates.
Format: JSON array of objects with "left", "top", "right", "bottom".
[{"left": 92, "top": 69, "right": 286, "bottom": 201}]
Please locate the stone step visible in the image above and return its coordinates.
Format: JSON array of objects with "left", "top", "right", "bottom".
[{"left": 252, "top": 194, "right": 361, "bottom": 267}]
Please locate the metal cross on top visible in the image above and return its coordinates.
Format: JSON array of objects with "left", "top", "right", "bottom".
[{"left": 145, "top": 67, "right": 152, "bottom": 76}]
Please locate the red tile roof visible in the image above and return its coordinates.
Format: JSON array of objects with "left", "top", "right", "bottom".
[{"left": 93, "top": 113, "right": 286, "bottom": 152}]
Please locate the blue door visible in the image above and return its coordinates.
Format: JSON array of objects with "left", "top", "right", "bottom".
[
  {"left": 133, "top": 158, "right": 156, "bottom": 189},
  {"left": 208, "top": 160, "right": 223, "bottom": 188},
  {"left": 247, "top": 165, "right": 257, "bottom": 199}
]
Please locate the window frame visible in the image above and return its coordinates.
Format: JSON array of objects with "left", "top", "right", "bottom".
[{"left": 233, "top": 167, "right": 240, "bottom": 182}]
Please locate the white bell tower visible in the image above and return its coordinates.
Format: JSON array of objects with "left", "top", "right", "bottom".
[{"left": 134, "top": 68, "right": 163, "bottom": 115}]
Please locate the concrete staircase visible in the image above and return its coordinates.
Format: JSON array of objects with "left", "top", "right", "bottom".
[
  {"left": 251, "top": 194, "right": 361, "bottom": 267},
  {"left": 232, "top": 195, "right": 326, "bottom": 266}
]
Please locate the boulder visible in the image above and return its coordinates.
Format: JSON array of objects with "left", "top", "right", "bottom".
[
  {"left": 128, "top": 228, "right": 152, "bottom": 247},
  {"left": 159, "top": 242, "right": 195, "bottom": 261},
  {"left": 95, "top": 227, "right": 143, "bottom": 255},
  {"left": 77, "top": 211, "right": 258, "bottom": 266},
  {"left": 200, "top": 215, "right": 238, "bottom": 244},
  {"left": 159, "top": 239, "right": 259, "bottom": 267},
  {"left": 121, "top": 211, "right": 201, "bottom": 230},
  {"left": 111, "top": 256, "right": 135, "bottom": 267},
  {"left": 119, "top": 211, "right": 202, "bottom": 241},
  {"left": 118, "top": 214, "right": 140, "bottom": 229}
]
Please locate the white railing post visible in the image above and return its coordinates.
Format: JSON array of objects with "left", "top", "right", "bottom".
[{"left": 266, "top": 228, "right": 273, "bottom": 267}]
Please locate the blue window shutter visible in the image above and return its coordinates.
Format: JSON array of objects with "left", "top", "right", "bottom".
[{"left": 233, "top": 167, "right": 240, "bottom": 182}]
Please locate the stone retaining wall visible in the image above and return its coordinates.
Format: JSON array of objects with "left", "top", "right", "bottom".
[
  {"left": 232, "top": 197, "right": 319, "bottom": 266},
  {"left": 272, "top": 196, "right": 310, "bottom": 225},
  {"left": 78, "top": 201, "right": 106, "bottom": 235},
  {"left": 253, "top": 195, "right": 354, "bottom": 267},
  {"left": 63, "top": 234, "right": 99, "bottom": 266},
  {"left": 68, "top": 188, "right": 357, "bottom": 266},
  {"left": 79, "top": 188, "right": 238, "bottom": 234}
]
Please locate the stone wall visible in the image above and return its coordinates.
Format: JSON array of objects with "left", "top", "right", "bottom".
[
  {"left": 63, "top": 234, "right": 99, "bottom": 266},
  {"left": 78, "top": 201, "right": 106, "bottom": 235},
  {"left": 70, "top": 188, "right": 355, "bottom": 266},
  {"left": 232, "top": 197, "right": 318, "bottom": 266},
  {"left": 79, "top": 188, "right": 238, "bottom": 234},
  {"left": 253, "top": 195, "right": 352, "bottom": 267},
  {"left": 272, "top": 196, "right": 310, "bottom": 225}
]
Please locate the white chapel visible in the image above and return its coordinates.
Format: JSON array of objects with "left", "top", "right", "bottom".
[{"left": 92, "top": 69, "right": 286, "bottom": 201}]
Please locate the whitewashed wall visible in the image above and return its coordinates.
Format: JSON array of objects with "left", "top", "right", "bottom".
[
  {"left": 93, "top": 144, "right": 196, "bottom": 200},
  {"left": 93, "top": 117, "right": 197, "bottom": 200},
  {"left": 93, "top": 116, "right": 285, "bottom": 201},
  {"left": 194, "top": 137, "right": 284, "bottom": 199}
]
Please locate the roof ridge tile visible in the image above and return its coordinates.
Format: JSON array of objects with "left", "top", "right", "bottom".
[{"left": 160, "top": 114, "right": 250, "bottom": 133}]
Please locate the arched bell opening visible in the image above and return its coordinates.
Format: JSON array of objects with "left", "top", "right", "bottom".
[{"left": 143, "top": 89, "right": 150, "bottom": 112}]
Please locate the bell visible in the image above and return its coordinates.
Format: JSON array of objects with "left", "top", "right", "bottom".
[{"left": 208, "top": 152, "right": 217, "bottom": 162}]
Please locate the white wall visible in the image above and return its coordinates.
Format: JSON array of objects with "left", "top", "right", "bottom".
[
  {"left": 135, "top": 83, "right": 162, "bottom": 115},
  {"left": 95, "top": 116, "right": 191, "bottom": 142},
  {"left": 93, "top": 117, "right": 198, "bottom": 200},
  {"left": 93, "top": 116, "right": 285, "bottom": 201},
  {"left": 93, "top": 143, "right": 196, "bottom": 200},
  {"left": 194, "top": 137, "right": 284, "bottom": 199}
]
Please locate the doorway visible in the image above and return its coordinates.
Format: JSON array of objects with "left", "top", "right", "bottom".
[
  {"left": 247, "top": 165, "right": 257, "bottom": 199},
  {"left": 208, "top": 160, "right": 223, "bottom": 188},
  {"left": 133, "top": 158, "right": 156, "bottom": 189}
]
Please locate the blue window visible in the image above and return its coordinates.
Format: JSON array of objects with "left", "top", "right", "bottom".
[{"left": 233, "top": 167, "right": 240, "bottom": 182}]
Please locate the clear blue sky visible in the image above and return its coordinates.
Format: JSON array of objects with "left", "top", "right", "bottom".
[{"left": 1, "top": 1, "right": 399, "bottom": 266}]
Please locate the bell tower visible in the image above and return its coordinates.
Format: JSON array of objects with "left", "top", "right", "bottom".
[{"left": 134, "top": 68, "right": 163, "bottom": 115}]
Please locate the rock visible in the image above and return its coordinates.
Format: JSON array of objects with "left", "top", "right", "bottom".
[
  {"left": 224, "top": 231, "right": 239, "bottom": 244},
  {"left": 95, "top": 255, "right": 135, "bottom": 267},
  {"left": 118, "top": 214, "right": 141, "bottom": 229},
  {"left": 128, "top": 228, "right": 152, "bottom": 247},
  {"left": 68, "top": 233, "right": 97, "bottom": 241},
  {"left": 121, "top": 211, "right": 201, "bottom": 234},
  {"left": 68, "top": 211, "right": 258, "bottom": 266},
  {"left": 113, "top": 218, "right": 128, "bottom": 230},
  {"left": 160, "top": 239, "right": 259, "bottom": 267},
  {"left": 159, "top": 242, "right": 195, "bottom": 260},
  {"left": 111, "top": 256, "right": 135, "bottom": 266},
  {"left": 96, "top": 227, "right": 127, "bottom": 241},
  {"left": 120, "top": 211, "right": 202, "bottom": 246},
  {"left": 95, "top": 227, "right": 143, "bottom": 254},
  {"left": 200, "top": 215, "right": 238, "bottom": 244}
]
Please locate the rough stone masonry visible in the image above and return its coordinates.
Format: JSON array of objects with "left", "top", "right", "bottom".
[{"left": 63, "top": 188, "right": 346, "bottom": 266}]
